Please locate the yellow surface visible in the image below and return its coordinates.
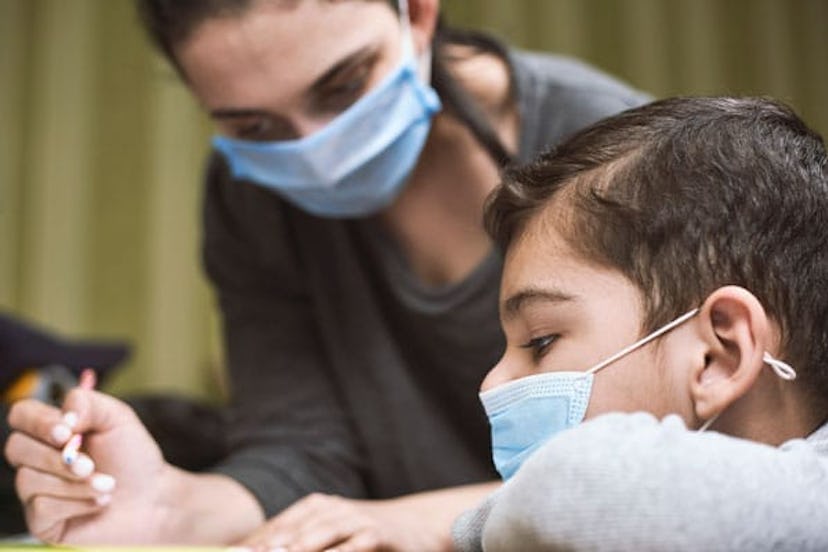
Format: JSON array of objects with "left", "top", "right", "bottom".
[{"left": 0, "top": 547, "right": 244, "bottom": 551}]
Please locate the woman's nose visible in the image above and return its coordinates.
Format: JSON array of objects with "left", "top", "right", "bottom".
[{"left": 291, "top": 114, "right": 332, "bottom": 139}]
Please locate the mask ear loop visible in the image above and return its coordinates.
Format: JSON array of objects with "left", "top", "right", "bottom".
[
  {"left": 763, "top": 351, "right": 797, "bottom": 380},
  {"left": 698, "top": 412, "right": 721, "bottom": 432},
  {"left": 698, "top": 351, "right": 798, "bottom": 432},
  {"left": 398, "top": 0, "right": 410, "bottom": 25},
  {"left": 585, "top": 309, "right": 700, "bottom": 376},
  {"left": 397, "top": 0, "right": 432, "bottom": 83}
]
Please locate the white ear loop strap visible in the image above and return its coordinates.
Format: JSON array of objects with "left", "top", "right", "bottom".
[
  {"left": 398, "top": 0, "right": 410, "bottom": 34},
  {"left": 697, "top": 412, "right": 721, "bottom": 432},
  {"left": 763, "top": 351, "right": 797, "bottom": 380},
  {"left": 579, "top": 305, "right": 799, "bottom": 430},
  {"left": 699, "top": 351, "right": 798, "bottom": 432},
  {"left": 397, "top": 0, "right": 432, "bottom": 83},
  {"left": 586, "top": 309, "right": 700, "bottom": 375}
]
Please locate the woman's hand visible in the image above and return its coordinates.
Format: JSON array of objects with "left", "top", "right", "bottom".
[
  {"left": 240, "top": 483, "right": 500, "bottom": 552},
  {"left": 241, "top": 493, "right": 446, "bottom": 552},
  {"left": 4, "top": 387, "right": 171, "bottom": 544}
]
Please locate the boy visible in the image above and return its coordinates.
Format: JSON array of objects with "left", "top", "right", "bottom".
[{"left": 454, "top": 97, "right": 828, "bottom": 550}]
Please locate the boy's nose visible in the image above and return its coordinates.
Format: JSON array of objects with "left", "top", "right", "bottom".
[{"left": 480, "top": 355, "right": 520, "bottom": 393}]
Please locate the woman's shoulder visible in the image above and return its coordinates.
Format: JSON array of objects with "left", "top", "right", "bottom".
[
  {"left": 510, "top": 48, "right": 649, "bottom": 108},
  {"left": 509, "top": 49, "right": 651, "bottom": 159}
]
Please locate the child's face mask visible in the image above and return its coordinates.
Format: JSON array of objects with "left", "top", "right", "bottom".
[{"left": 479, "top": 308, "right": 796, "bottom": 481}]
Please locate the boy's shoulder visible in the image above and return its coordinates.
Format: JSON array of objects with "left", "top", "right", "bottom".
[
  {"left": 454, "top": 412, "right": 828, "bottom": 552},
  {"left": 796, "top": 415, "right": 828, "bottom": 455}
]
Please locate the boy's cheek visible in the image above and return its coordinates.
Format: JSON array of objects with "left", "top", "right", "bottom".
[{"left": 584, "top": 362, "right": 658, "bottom": 419}]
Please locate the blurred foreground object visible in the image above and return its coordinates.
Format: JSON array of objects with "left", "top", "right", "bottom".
[
  {"left": 0, "top": 313, "right": 129, "bottom": 405},
  {"left": 0, "top": 312, "right": 130, "bottom": 535},
  {"left": 0, "top": 313, "right": 227, "bottom": 536}
]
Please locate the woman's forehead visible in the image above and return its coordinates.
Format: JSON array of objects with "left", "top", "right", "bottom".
[{"left": 176, "top": 0, "right": 399, "bottom": 109}]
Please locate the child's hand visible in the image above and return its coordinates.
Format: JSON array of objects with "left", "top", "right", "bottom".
[{"left": 4, "top": 388, "right": 171, "bottom": 544}]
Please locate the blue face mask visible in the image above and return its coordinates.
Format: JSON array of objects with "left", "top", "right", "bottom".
[
  {"left": 481, "top": 309, "right": 700, "bottom": 481},
  {"left": 480, "top": 308, "right": 798, "bottom": 481},
  {"left": 480, "top": 371, "right": 595, "bottom": 481},
  {"left": 211, "top": 0, "right": 441, "bottom": 218}
]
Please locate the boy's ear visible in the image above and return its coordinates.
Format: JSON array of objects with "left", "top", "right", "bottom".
[
  {"left": 690, "top": 286, "right": 771, "bottom": 425},
  {"left": 407, "top": 0, "right": 439, "bottom": 54}
]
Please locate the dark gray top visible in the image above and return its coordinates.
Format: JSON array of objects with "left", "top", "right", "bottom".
[{"left": 203, "top": 49, "right": 649, "bottom": 516}]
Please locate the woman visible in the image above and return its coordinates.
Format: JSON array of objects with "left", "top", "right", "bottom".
[{"left": 4, "top": 0, "right": 647, "bottom": 549}]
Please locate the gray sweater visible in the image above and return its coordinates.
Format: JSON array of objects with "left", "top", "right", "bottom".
[
  {"left": 453, "top": 412, "right": 828, "bottom": 551},
  {"left": 202, "top": 49, "right": 649, "bottom": 516}
]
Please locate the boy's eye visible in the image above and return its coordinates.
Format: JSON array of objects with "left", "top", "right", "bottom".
[{"left": 520, "top": 334, "right": 558, "bottom": 361}]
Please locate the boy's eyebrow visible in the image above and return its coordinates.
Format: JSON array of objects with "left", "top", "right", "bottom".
[{"left": 502, "top": 287, "right": 575, "bottom": 320}]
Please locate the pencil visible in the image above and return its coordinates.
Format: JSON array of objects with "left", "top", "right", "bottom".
[{"left": 61, "top": 368, "right": 97, "bottom": 466}]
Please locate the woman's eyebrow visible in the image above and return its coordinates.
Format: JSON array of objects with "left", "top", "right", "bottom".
[
  {"left": 208, "top": 46, "right": 378, "bottom": 120},
  {"left": 502, "top": 287, "right": 575, "bottom": 321},
  {"left": 210, "top": 108, "right": 270, "bottom": 119},
  {"left": 310, "top": 45, "right": 377, "bottom": 92}
]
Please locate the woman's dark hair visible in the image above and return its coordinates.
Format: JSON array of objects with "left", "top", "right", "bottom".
[
  {"left": 134, "top": 0, "right": 516, "bottom": 167},
  {"left": 431, "top": 20, "right": 516, "bottom": 166}
]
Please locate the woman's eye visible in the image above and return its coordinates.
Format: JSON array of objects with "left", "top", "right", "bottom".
[
  {"left": 520, "top": 334, "right": 558, "bottom": 361},
  {"left": 317, "top": 75, "right": 368, "bottom": 113},
  {"left": 235, "top": 119, "right": 272, "bottom": 141},
  {"left": 227, "top": 118, "right": 296, "bottom": 142}
]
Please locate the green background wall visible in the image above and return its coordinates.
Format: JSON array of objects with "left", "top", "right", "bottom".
[{"left": 2, "top": 0, "right": 827, "bottom": 400}]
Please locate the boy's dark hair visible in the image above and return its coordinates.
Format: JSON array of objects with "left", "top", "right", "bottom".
[{"left": 486, "top": 96, "right": 828, "bottom": 408}]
